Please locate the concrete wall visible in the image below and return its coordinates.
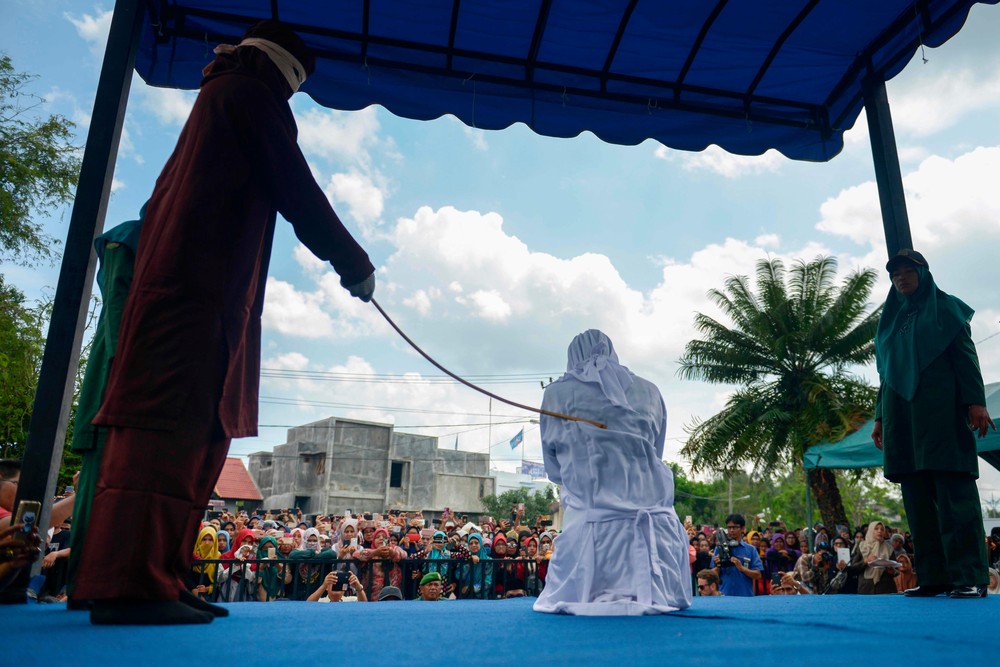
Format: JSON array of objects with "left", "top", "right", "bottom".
[
  {"left": 248, "top": 417, "right": 493, "bottom": 517},
  {"left": 433, "top": 473, "right": 494, "bottom": 515},
  {"left": 324, "top": 419, "right": 391, "bottom": 516}
]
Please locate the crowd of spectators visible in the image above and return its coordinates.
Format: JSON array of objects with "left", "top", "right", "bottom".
[
  {"left": 689, "top": 513, "right": 1000, "bottom": 597},
  {"left": 182, "top": 505, "right": 553, "bottom": 603},
  {"left": 6, "top": 452, "right": 1000, "bottom": 603}
]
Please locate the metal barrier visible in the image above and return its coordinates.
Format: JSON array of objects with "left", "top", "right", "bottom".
[{"left": 188, "top": 557, "right": 544, "bottom": 602}]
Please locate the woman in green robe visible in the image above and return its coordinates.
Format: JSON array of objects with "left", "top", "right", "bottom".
[
  {"left": 65, "top": 209, "right": 144, "bottom": 602},
  {"left": 872, "top": 249, "right": 994, "bottom": 598}
]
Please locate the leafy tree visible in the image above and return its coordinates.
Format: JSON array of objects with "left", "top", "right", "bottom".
[
  {"left": 0, "top": 55, "right": 84, "bottom": 488},
  {"left": 480, "top": 486, "right": 558, "bottom": 527},
  {"left": 0, "top": 275, "right": 46, "bottom": 459},
  {"left": 1, "top": 54, "right": 80, "bottom": 266},
  {"left": 678, "top": 257, "right": 881, "bottom": 529}
]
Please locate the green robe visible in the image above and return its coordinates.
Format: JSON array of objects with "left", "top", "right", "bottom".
[
  {"left": 66, "top": 219, "right": 142, "bottom": 594},
  {"left": 876, "top": 324, "right": 985, "bottom": 481}
]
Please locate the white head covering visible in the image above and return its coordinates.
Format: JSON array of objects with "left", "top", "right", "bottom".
[
  {"left": 302, "top": 527, "right": 322, "bottom": 553},
  {"left": 988, "top": 568, "right": 1000, "bottom": 595},
  {"left": 563, "top": 330, "right": 635, "bottom": 409},
  {"left": 211, "top": 38, "right": 307, "bottom": 93}
]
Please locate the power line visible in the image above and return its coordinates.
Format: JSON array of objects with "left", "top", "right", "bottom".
[
  {"left": 261, "top": 367, "right": 559, "bottom": 385},
  {"left": 259, "top": 395, "right": 530, "bottom": 419},
  {"left": 257, "top": 419, "right": 532, "bottom": 430}
]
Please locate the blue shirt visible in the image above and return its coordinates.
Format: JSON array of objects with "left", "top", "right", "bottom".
[{"left": 714, "top": 540, "right": 763, "bottom": 597}]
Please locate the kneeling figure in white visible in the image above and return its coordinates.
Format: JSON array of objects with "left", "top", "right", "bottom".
[{"left": 533, "top": 330, "right": 692, "bottom": 616}]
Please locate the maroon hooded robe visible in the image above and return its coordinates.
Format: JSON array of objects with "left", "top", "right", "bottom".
[{"left": 72, "top": 46, "right": 374, "bottom": 601}]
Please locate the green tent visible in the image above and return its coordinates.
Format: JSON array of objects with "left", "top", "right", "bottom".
[{"left": 804, "top": 382, "right": 1000, "bottom": 472}]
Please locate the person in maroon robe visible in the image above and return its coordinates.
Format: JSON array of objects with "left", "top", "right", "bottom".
[{"left": 71, "top": 20, "right": 376, "bottom": 625}]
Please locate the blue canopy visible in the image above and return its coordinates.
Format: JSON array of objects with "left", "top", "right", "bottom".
[
  {"left": 804, "top": 383, "right": 1000, "bottom": 470},
  {"left": 135, "top": 1, "right": 998, "bottom": 163}
]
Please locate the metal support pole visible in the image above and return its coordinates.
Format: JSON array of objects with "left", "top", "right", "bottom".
[
  {"left": 3, "top": 0, "right": 144, "bottom": 603},
  {"left": 804, "top": 464, "right": 814, "bottom": 549},
  {"left": 863, "top": 77, "right": 913, "bottom": 256}
]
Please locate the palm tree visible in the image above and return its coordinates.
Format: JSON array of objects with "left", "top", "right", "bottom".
[{"left": 678, "top": 256, "right": 880, "bottom": 529}]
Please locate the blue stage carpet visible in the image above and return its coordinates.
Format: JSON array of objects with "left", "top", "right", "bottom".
[{"left": 8, "top": 596, "right": 995, "bottom": 666}]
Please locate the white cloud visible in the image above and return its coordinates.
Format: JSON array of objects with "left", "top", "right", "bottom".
[
  {"left": 754, "top": 234, "right": 780, "bottom": 248},
  {"left": 261, "top": 278, "right": 334, "bottom": 338},
  {"left": 65, "top": 8, "right": 113, "bottom": 57},
  {"left": 818, "top": 146, "right": 1000, "bottom": 252},
  {"left": 294, "top": 107, "right": 381, "bottom": 167},
  {"left": 266, "top": 351, "right": 310, "bottom": 371},
  {"left": 403, "top": 289, "right": 434, "bottom": 315},
  {"left": 293, "top": 243, "right": 330, "bottom": 275},
  {"left": 845, "top": 67, "right": 1000, "bottom": 147},
  {"left": 469, "top": 290, "right": 512, "bottom": 322},
  {"left": 890, "top": 68, "right": 1000, "bottom": 138},
  {"left": 324, "top": 171, "right": 385, "bottom": 229},
  {"left": 656, "top": 144, "right": 785, "bottom": 178},
  {"left": 138, "top": 84, "right": 196, "bottom": 126}
]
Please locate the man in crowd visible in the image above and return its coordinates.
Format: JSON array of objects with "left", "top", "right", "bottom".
[
  {"left": 70, "top": 19, "right": 375, "bottom": 625},
  {"left": 307, "top": 571, "right": 367, "bottom": 603},
  {"left": 696, "top": 569, "right": 722, "bottom": 596},
  {"left": 803, "top": 542, "right": 847, "bottom": 594},
  {"left": 377, "top": 585, "right": 403, "bottom": 601},
  {"left": 712, "top": 513, "right": 763, "bottom": 597},
  {"left": 772, "top": 572, "right": 810, "bottom": 595},
  {"left": 873, "top": 249, "right": 993, "bottom": 598},
  {"left": 417, "top": 571, "right": 446, "bottom": 601}
]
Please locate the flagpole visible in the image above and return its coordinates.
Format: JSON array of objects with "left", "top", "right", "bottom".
[{"left": 487, "top": 397, "right": 492, "bottom": 471}]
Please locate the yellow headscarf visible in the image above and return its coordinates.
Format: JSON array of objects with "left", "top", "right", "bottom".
[{"left": 193, "top": 525, "right": 221, "bottom": 586}]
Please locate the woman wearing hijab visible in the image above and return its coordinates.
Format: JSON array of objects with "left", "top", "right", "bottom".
[
  {"left": 872, "top": 250, "right": 994, "bottom": 598},
  {"left": 765, "top": 534, "right": 799, "bottom": 579},
  {"left": 854, "top": 522, "right": 898, "bottom": 595},
  {"left": 533, "top": 330, "right": 691, "bottom": 615},
  {"left": 256, "top": 536, "right": 287, "bottom": 601},
  {"left": 355, "top": 527, "right": 406, "bottom": 601},
  {"left": 215, "top": 536, "right": 258, "bottom": 602},
  {"left": 216, "top": 530, "right": 230, "bottom": 556},
  {"left": 491, "top": 533, "right": 511, "bottom": 598},
  {"left": 190, "top": 526, "right": 221, "bottom": 598},
  {"left": 287, "top": 527, "right": 333, "bottom": 599},
  {"left": 458, "top": 533, "right": 493, "bottom": 599},
  {"left": 987, "top": 568, "right": 1000, "bottom": 595},
  {"left": 894, "top": 550, "right": 918, "bottom": 593},
  {"left": 220, "top": 528, "right": 256, "bottom": 562}
]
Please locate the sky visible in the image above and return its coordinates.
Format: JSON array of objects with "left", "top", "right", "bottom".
[{"left": 4, "top": 2, "right": 1000, "bottom": 510}]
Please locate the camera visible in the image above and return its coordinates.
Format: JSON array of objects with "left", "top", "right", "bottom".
[
  {"left": 715, "top": 526, "right": 738, "bottom": 566},
  {"left": 819, "top": 550, "right": 836, "bottom": 564}
]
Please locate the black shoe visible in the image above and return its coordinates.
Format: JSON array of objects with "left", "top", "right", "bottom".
[
  {"left": 179, "top": 589, "right": 229, "bottom": 617},
  {"left": 948, "top": 586, "right": 987, "bottom": 599},
  {"left": 91, "top": 600, "right": 214, "bottom": 625},
  {"left": 903, "top": 584, "right": 950, "bottom": 597},
  {"left": 66, "top": 598, "right": 93, "bottom": 611}
]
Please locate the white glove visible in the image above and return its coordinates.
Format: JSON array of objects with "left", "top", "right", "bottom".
[{"left": 346, "top": 273, "right": 375, "bottom": 302}]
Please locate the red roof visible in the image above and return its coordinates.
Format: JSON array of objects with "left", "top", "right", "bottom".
[{"left": 214, "top": 457, "right": 262, "bottom": 501}]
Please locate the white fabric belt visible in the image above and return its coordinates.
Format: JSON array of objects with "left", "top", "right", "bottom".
[{"left": 584, "top": 506, "right": 673, "bottom": 607}]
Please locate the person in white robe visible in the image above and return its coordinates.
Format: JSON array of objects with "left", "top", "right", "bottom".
[{"left": 532, "top": 330, "right": 692, "bottom": 616}]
